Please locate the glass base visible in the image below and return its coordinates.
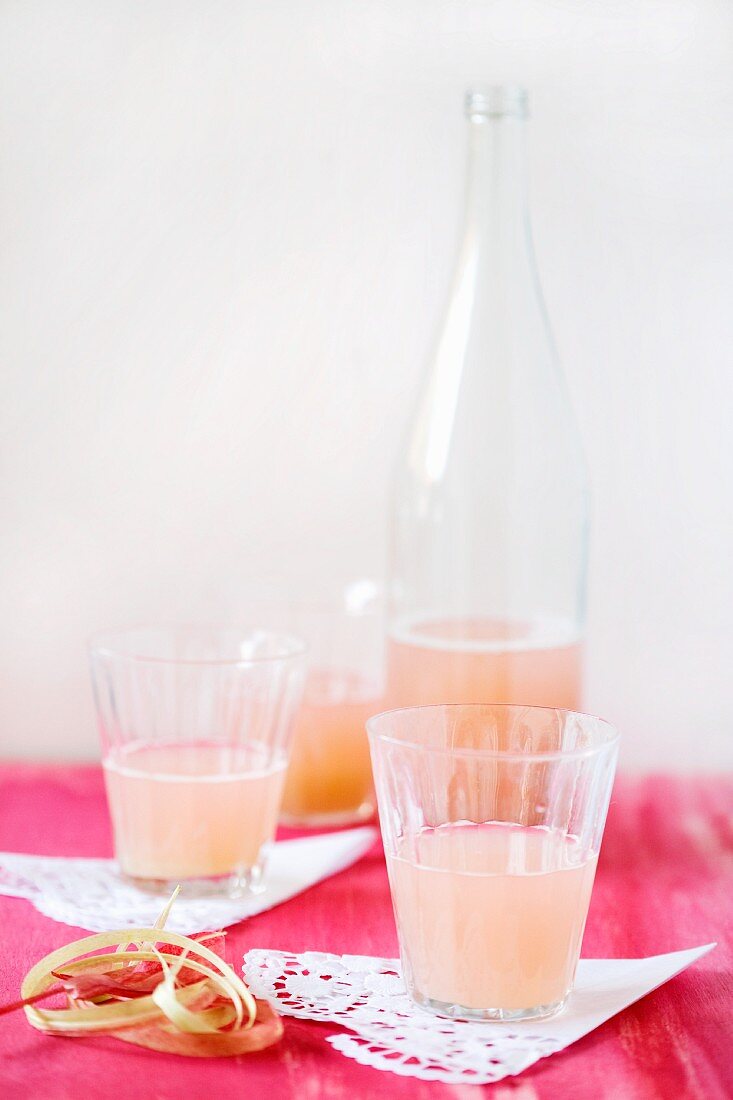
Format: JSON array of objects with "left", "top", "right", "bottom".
[
  {"left": 120, "top": 859, "right": 267, "bottom": 900},
  {"left": 412, "top": 988, "right": 567, "bottom": 1023},
  {"left": 279, "top": 799, "right": 375, "bottom": 829}
]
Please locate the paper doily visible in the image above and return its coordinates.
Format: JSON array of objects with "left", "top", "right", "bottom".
[
  {"left": 243, "top": 949, "right": 561, "bottom": 1084},
  {"left": 243, "top": 944, "right": 715, "bottom": 1085},
  {"left": 0, "top": 828, "right": 376, "bottom": 933}
]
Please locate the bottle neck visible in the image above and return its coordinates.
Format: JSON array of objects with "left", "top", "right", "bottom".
[{"left": 462, "top": 112, "right": 531, "bottom": 258}]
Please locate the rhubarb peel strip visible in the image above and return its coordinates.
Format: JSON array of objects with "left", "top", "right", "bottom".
[{"left": 17, "top": 923, "right": 280, "bottom": 1057}]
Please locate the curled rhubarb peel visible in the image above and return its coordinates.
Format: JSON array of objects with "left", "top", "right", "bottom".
[{"left": 12, "top": 900, "right": 282, "bottom": 1057}]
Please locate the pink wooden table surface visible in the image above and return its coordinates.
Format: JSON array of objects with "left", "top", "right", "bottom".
[{"left": 0, "top": 764, "right": 730, "bottom": 1099}]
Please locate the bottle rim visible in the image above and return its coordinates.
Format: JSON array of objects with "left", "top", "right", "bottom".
[{"left": 465, "top": 85, "right": 529, "bottom": 120}]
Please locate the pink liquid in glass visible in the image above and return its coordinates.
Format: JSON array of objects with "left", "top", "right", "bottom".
[
  {"left": 103, "top": 742, "right": 287, "bottom": 882},
  {"left": 280, "top": 668, "right": 381, "bottom": 824},
  {"left": 387, "top": 617, "right": 582, "bottom": 710},
  {"left": 387, "top": 822, "right": 597, "bottom": 1013}
]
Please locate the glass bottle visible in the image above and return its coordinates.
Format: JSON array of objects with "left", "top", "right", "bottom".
[{"left": 387, "top": 86, "right": 588, "bottom": 710}]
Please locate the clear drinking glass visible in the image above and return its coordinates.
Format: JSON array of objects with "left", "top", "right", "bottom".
[
  {"left": 387, "top": 86, "right": 588, "bottom": 711},
  {"left": 279, "top": 585, "right": 385, "bottom": 826},
  {"left": 368, "top": 704, "right": 618, "bottom": 1021},
  {"left": 89, "top": 626, "right": 306, "bottom": 897}
]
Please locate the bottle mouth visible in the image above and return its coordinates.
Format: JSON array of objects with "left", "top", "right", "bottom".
[{"left": 465, "top": 85, "right": 529, "bottom": 120}]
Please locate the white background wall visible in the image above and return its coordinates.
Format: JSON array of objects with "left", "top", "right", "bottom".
[{"left": 1, "top": 1, "right": 731, "bottom": 769}]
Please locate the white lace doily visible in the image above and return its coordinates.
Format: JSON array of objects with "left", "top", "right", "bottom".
[
  {"left": 0, "top": 827, "right": 376, "bottom": 933},
  {"left": 244, "top": 949, "right": 561, "bottom": 1083},
  {"left": 243, "top": 944, "right": 715, "bottom": 1085}
]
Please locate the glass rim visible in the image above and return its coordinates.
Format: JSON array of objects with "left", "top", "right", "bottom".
[
  {"left": 87, "top": 625, "right": 308, "bottom": 667},
  {"left": 366, "top": 703, "right": 619, "bottom": 762}
]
